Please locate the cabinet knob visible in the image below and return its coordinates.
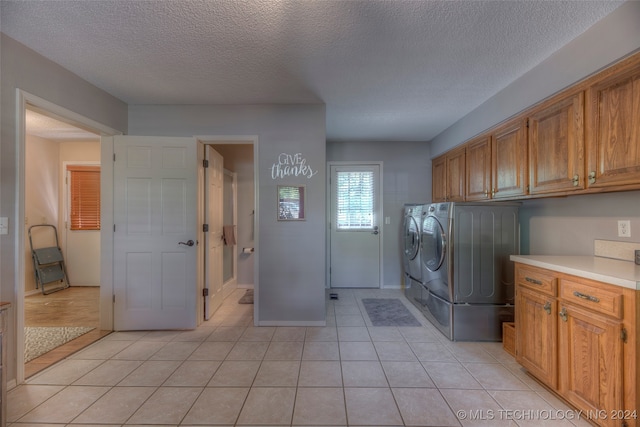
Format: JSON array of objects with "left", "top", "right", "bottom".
[
  {"left": 588, "top": 171, "right": 596, "bottom": 185},
  {"left": 572, "top": 175, "right": 579, "bottom": 186},
  {"left": 559, "top": 307, "right": 568, "bottom": 322}
]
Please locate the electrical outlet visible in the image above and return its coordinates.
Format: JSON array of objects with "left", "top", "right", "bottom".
[{"left": 618, "top": 220, "right": 631, "bottom": 238}]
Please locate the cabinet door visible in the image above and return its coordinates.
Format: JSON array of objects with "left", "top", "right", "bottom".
[
  {"left": 491, "top": 118, "right": 528, "bottom": 198},
  {"left": 465, "top": 136, "right": 491, "bottom": 201},
  {"left": 432, "top": 155, "right": 447, "bottom": 202},
  {"left": 558, "top": 303, "right": 623, "bottom": 427},
  {"left": 516, "top": 286, "right": 558, "bottom": 387},
  {"left": 529, "top": 92, "right": 585, "bottom": 194},
  {"left": 446, "top": 146, "right": 466, "bottom": 202},
  {"left": 586, "top": 58, "right": 640, "bottom": 189}
]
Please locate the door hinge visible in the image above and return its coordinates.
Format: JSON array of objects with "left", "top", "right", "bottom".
[
  {"left": 203, "top": 224, "right": 209, "bottom": 232},
  {"left": 621, "top": 327, "right": 628, "bottom": 343},
  {"left": 113, "top": 294, "right": 116, "bottom": 303},
  {"left": 113, "top": 224, "right": 116, "bottom": 232},
  {"left": 203, "top": 159, "right": 209, "bottom": 168},
  {"left": 526, "top": 119, "right": 529, "bottom": 129},
  {"left": 203, "top": 288, "right": 209, "bottom": 297},
  {"left": 113, "top": 153, "right": 116, "bottom": 162}
]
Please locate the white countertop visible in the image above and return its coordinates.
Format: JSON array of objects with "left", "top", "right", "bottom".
[{"left": 510, "top": 255, "right": 640, "bottom": 290}]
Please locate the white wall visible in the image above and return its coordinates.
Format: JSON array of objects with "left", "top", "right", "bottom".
[
  {"left": 59, "top": 141, "right": 101, "bottom": 286},
  {"left": 128, "top": 104, "right": 327, "bottom": 325},
  {"left": 24, "top": 135, "right": 60, "bottom": 292},
  {"left": 327, "top": 140, "right": 431, "bottom": 288}
]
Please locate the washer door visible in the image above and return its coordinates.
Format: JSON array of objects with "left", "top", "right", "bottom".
[
  {"left": 421, "top": 215, "right": 446, "bottom": 272},
  {"left": 403, "top": 215, "right": 420, "bottom": 261}
]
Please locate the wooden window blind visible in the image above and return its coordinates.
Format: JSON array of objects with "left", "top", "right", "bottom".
[{"left": 67, "top": 165, "right": 100, "bottom": 230}]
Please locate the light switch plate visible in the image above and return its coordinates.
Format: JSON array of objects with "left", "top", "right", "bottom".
[{"left": 0, "top": 217, "right": 8, "bottom": 235}]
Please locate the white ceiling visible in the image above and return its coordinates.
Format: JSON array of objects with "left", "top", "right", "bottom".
[{"left": 1, "top": 0, "right": 624, "bottom": 142}]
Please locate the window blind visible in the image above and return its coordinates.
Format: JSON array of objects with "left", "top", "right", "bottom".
[
  {"left": 335, "top": 170, "right": 374, "bottom": 229},
  {"left": 68, "top": 165, "right": 100, "bottom": 231}
]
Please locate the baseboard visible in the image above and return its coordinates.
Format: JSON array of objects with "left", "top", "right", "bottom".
[{"left": 256, "top": 320, "right": 326, "bottom": 327}]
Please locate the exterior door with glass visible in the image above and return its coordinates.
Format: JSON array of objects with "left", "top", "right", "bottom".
[{"left": 329, "top": 164, "right": 382, "bottom": 288}]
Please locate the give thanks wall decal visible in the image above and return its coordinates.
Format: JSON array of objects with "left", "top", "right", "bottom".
[{"left": 271, "top": 153, "right": 318, "bottom": 179}]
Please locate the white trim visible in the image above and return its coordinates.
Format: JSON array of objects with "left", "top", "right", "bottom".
[
  {"left": 15, "top": 89, "right": 121, "bottom": 384},
  {"left": 326, "top": 161, "right": 384, "bottom": 289},
  {"left": 195, "top": 136, "right": 260, "bottom": 325}
]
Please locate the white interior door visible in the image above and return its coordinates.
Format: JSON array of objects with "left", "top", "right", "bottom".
[
  {"left": 204, "top": 145, "right": 224, "bottom": 319},
  {"left": 113, "top": 136, "right": 198, "bottom": 330},
  {"left": 330, "top": 164, "right": 382, "bottom": 288}
]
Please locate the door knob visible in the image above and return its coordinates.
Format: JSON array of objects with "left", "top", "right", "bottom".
[{"left": 179, "top": 239, "right": 195, "bottom": 246}]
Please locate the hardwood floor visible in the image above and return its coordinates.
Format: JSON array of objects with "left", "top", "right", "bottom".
[{"left": 24, "top": 286, "right": 110, "bottom": 378}]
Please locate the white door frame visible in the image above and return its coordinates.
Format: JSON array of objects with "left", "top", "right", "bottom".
[
  {"left": 326, "top": 161, "right": 384, "bottom": 289},
  {"left": 195, "top": 136, "right": 259, "bottom": 324},
  {"left": 14, "top": 89, "right": 121, "bottom": 385}
]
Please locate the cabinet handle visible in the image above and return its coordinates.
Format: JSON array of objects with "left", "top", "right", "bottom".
[
  {"left": 573, "top": 291, "right": 600, "bottom": 303},
  {"left": 543, "top": 301, "right": 551, "bottom": 315},
  {"left": 572, "top": 174, "right": 579, "bottom": 186},
  {"left": 588, "top": 171, "right": 596, "bottom": 184},
  {"left": 525, "top": 277, "right": 543, "bottom": 286},
  {"left": 559, "top": 307, "right": 568, "bottom": 322}
]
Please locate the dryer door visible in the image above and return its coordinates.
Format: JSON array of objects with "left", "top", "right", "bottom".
[
  {"left": 421, "top": 215, "right": 446, "bottom": 272},
  {"left": 404, "top": 215, "right": 420, "bottom": 261}
]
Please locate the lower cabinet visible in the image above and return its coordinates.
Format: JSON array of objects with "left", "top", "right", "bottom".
[
  {"left": 558, "top": 303, "right": 623, "bottom": 427},
  {"left": 515, "top": 263, "right": 637, "bottom": 427}
]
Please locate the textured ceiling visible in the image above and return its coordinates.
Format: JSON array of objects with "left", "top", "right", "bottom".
[{"left": 1, "top": 0, "right": 623, "bottom": 141}]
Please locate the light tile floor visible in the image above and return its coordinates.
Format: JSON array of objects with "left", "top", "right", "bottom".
[{"left": 8, "top": 288, "right": 593, "bottom": 426}]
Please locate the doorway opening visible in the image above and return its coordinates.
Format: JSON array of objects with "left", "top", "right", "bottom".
[
  {"left": 198, "top": 139, "right": 257, "bottom": 323},
  {"left": 16, "top": 90, "right": 120, "bottom": 383}
]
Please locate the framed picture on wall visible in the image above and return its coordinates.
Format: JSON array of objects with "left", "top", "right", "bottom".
[{"left": 278, "top": 185, "right": 305, "bottom": 220}]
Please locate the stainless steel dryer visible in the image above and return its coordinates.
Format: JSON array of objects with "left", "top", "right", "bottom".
[
  {"left": 402, "top": 204, "right": 424, "bottom": 306},
  {"left": 411, "top": 202, "right": 519, "bottom": 341}
]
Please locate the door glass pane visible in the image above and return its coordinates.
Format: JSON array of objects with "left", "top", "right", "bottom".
[
  {"left": 335, "top": 171, "right": 374, "bottom": 230},
  {"left": 421, "top": 216, "right": 444, "bottom": 271}
]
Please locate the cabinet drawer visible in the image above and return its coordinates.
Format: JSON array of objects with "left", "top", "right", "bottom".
[
  {"left": 516, "top": 265, "right": 557, "bottom": 296},
  {"left": 559, "top": 279, "right": 623, "bottom": 319}
]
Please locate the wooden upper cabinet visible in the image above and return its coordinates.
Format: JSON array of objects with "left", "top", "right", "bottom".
[
  {"left": 432, "top": 155, "right": 447, "bottom": 202},
  {"left": 491, "top": 118, "right": 528, "bottom": 199},
  {"left": 465, "top": 135, "right": 491, "bottom": 201},
  {"left": 446, "top": 146, "right": 466, "bottom": 202},
  {"left": 586, "top": 55, "right": 640, "bottom": 189},
  {"left": 528, "top": 91, "right": 585, "bottom": 195}
]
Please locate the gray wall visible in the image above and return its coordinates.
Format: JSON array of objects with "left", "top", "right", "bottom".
[
  {"left": 430, "top": 1, "right": 640, "bottom": 157},
  {"left": 520, "top": 191, "right": 640, "bottom": 256},
  {"left": 128, "top": 104, "right": 327, "bottom": 325},
  {"left": 327, "top": 141, "right": 431, "bottom": 288},
  {"left": 1, "top": 34, "right": 128, "bottom": 384},
  {"left": 428, "top": 1, "right": 640, "bottom": 255}
]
